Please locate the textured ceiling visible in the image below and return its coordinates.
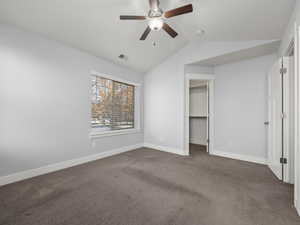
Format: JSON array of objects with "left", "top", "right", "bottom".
[{"left": 0, "top": 0, "right": 295, "bottom": 72}]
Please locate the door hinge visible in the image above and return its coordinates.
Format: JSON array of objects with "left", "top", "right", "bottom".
[
  {"left": 281, "top": 112, "right": 287, "bottom": 119},
  {"left": 280, "top": 158, "right": 287, "bottom": 164},
  {"left": 280, "top": 68, "right": 287, "bottom": 75},
  {"left": 207, "top": 139, "right": 210, "bottom": 143}
]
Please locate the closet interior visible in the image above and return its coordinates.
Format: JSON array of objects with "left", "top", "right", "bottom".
[{"left": 189, "top": 80, "right": 209, "bottom": 152}]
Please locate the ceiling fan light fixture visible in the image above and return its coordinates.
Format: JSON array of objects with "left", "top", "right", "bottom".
[
  {"left": 148, "top": 18, "right": 163, "bottom": 31},
  {"left": 120, "top": 2, "right": 193, "bottom": 40}
]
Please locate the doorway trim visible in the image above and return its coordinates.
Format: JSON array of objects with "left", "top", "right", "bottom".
[
  {"left": 184, "top": 73, "right": 215, "bottom": 156},
  {"left": 294, "top": 24, "right": 300, "bottom": 215}
]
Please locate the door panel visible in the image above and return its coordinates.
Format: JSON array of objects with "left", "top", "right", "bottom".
[
  {"left": 267, "top": 59, "right": 282, "bottom": 180},
  {"left": 206, "top": 83, "right": 210, "bottom": 153},
  {"left": 282, "top": 57, "right": 291, "bottom": 183}
]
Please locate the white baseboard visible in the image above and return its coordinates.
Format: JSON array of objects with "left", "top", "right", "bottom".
[
  {"left": 0, "top": 145, "right": 267, "bottom": 187},
  {"left": 143, "top": 143, "right": 187, "bottom": 156},
  {"left": 143, "top": 144, "right": 267, "bottom": 165},
  {"left": 0, "top": 143, "right": 143, "bottom": 187},
  {"left": 210, "top": 150, "right": 267, "bottom": 165}
]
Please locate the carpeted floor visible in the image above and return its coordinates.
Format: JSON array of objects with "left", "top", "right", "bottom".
[{"left": 0, "top": 145, "right": 299, "bottom": 225}]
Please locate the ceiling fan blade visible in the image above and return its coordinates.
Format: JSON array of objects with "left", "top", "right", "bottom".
[
  {"left": 140, "top": 26, "right": 151, "bottom": 40},
  {"left": 164, "top": 4, "right": 193, "bottom": 18},
  {"left": 162, "top": 23, "right": 178, "bottom": 38},
  {"left": 120, "top": 15, "right": 146, "bottom": 20},
  {"left": 149, "top": 0, "right": 160, "bottom": 10}
]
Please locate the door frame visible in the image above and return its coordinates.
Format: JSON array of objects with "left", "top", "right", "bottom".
[
  {"left": 267, "top": 59, "right": 284, "bottom": 180},
  {"left": 294, "top": 24, "right": 300, "bottom": 215},
  {"left": 184, "top": 73, "right": 215, "bottom": 155}
]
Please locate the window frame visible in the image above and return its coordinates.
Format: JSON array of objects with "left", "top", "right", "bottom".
[{"left": 89, "top": 70, "right": 141, "bottom": 139}]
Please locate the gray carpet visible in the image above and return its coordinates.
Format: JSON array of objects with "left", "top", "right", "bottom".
[{"left": 0, "top": 145, "right": 299, "bottom": 225}]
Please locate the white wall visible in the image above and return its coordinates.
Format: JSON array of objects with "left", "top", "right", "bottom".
[
  {"left": 214, "top": 54, "right": 276, "bottom": 160},
  {"left": 279, "top": 0, "right": 300, "bottom": 56},
  {"left": 185, "top": 65, "right": 214, "bottom": 74},
  {"left": 144, "top": 39, "right": 277, "bottom": 153},
  {"left": 0, "top": 24, "right": 144, "bottom": 177}
]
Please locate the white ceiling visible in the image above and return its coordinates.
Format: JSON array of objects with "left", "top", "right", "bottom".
[
  {"left": 0, "top": 0, "right": 295, "bottom": 72},
  {"left": 191, "top": 40, "right": 281, "bottom": 66}
]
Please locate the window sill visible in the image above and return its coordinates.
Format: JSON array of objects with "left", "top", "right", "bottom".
[{"left": 89, "top": 129, "right": 141, "bottom": 139}]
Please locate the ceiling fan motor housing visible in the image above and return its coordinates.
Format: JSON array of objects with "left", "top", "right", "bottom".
[{"left": 148, "top": 8, "right": 163, "bottom": 18}]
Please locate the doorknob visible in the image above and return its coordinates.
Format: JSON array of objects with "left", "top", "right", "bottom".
[{"left": 264, "top": 121, "right": 270, "bottom": 125}]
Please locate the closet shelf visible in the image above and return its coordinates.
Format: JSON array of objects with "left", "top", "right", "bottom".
[
  {"left": 189, "top": 115, "right": 208, "bottom": 118},
  {"left": 190, "top": 85, "right": 207, "bottom": 89}
]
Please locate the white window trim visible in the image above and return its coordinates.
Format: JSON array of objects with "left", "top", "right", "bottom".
[
  {"left": 91, "top": 70, "right": 141, "bottom": 87},
  {"left": 90, "top": 128, "right": 140, "bottom": 139},
  {"left": 89, "top": 70, "right": 141, "bottom": 139}
]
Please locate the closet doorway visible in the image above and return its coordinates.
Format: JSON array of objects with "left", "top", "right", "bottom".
[
  {"left": 190, "top": 80, "right": 209, "bottom": 153},
  {"left": 184, "top": 74, "right": 215, "bottom": 156}
]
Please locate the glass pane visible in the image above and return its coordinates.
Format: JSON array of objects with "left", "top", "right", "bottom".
[{"left": 91, "top": 75, "right": 135, "bottom": 131}]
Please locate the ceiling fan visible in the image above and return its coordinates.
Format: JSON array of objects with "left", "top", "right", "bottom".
[{"left": 120, "top": 0, "right": 193, "bottom": 40}]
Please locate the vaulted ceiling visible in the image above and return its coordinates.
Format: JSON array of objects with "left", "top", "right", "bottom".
[{"left": 0, "top": 0, "right": 295, "bottom": 72}]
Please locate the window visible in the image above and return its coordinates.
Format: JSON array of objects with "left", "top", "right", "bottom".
[{"left": 91, "top": 75, "right": 135, "bottom": 133}]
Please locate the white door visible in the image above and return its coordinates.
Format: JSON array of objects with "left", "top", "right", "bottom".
[
  {"left": 295, "top": 25, "right": 300, "bottom": 214},
  {"left": 268, "top": 57, "right": 291, "bottom": 181},
  {"left": 206, "top": 83, "right": 210, "bottom": 153},
  {"left": 267, "top": 59, "right": 283, "bottom": 180},
  {"left": 282, "top": 57, "right": 292, "bottom": 183}
]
